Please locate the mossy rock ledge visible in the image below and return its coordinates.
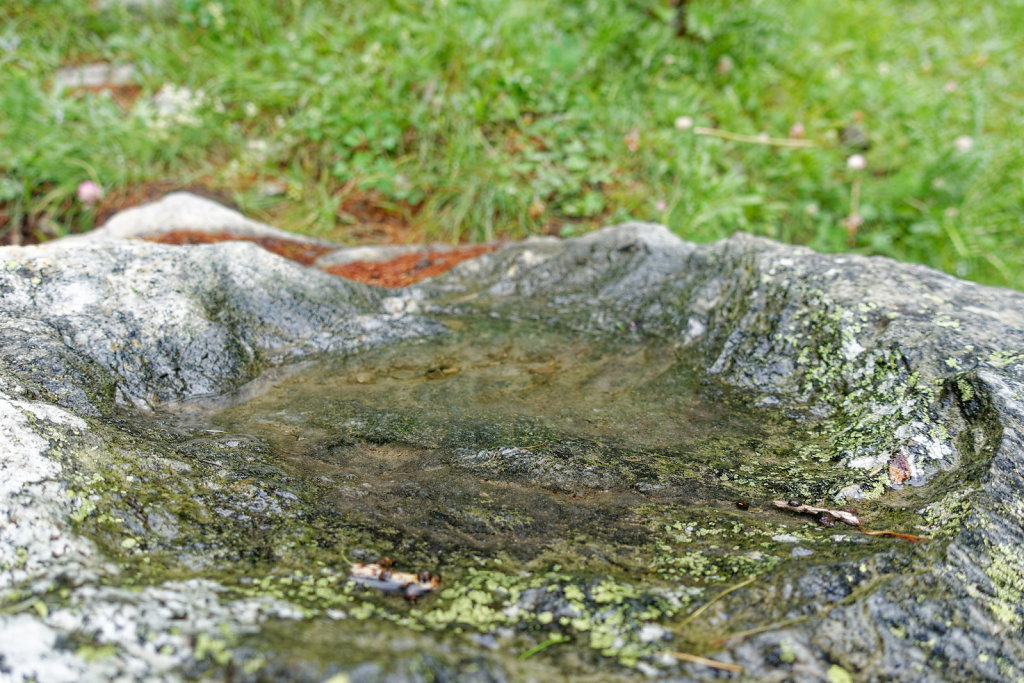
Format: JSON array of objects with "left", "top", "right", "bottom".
[{"left": 1, "top": 197, "right": 1023, "bottom": 682}]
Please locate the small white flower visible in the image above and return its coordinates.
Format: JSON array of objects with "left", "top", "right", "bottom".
[
  {"left": 141, "top": 84, "right": 208, "bottom": 132},
  {"left": 674, "top": 115, "right": 694, "bottom": 131},
  {"left": 244, "top": 101, "right": 258, "bottom": 118},
  {"left": 655, "top": 200, "right": 668, "bottom": 212},
  {"left": 805, "top": 203, "right": 820, "bottom": 217},
  {"left": 954, "top": 135, "right": 974, "bottom": 153},
  {"left": 789, "top": 122, "right": 805, "bottom": 139},
  {"left": 756, "top": 131, "right": 770, "bottom": 143},
  {"left": 877, "top": 62, "right": 891, "bottom": 75},
  {"left": 943, "top": 80, "right": 958, "bottom": 93},
  {"left": 206, "top": 2, "right": 226, "bottom": 30},
  {"left": 846, "top": 154, "right": 867, "bottom": 171}
]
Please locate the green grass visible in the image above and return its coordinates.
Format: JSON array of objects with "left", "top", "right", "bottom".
[{"left": 1, "top": 0, "right": 1022, "bottom": 288}]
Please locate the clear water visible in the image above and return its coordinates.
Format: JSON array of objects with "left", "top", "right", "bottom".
[{"left": 204, "top": 317, "right": 820, "bottom": 568}]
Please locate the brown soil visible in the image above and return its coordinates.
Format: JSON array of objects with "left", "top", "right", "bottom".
[
  {"left": 335, "top": 188, "right": 425, "bottom": 244},
  {"left": 323, "top": 244, "right": 499, "bottom": 288},
  {"left": 142, "top": 229, "right": 498, "bottom": 287}
]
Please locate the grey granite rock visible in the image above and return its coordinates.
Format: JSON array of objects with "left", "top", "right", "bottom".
[{"left": 1, "top": 198, "right": 1022, "bottom": 681}]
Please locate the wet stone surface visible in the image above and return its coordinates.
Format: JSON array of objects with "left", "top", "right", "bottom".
[
  {"left": 198, "top": 317, "right": 830, "bottom": 571},
  {"left": 124, "top": 317, "right": 921, "bottom": 679},
  {"left": 2, "top": 202, "right": 1024, "bottom": 681}
]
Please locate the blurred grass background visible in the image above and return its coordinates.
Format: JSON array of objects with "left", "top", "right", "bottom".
[{"left": 1, "top": 0, "right": 1021, "bottom": 288}]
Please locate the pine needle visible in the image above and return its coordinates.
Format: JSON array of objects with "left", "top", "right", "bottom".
[
  {"left": 861, "top": 529, "right": 931, "bottom": 543},
  {"left": 520, "top": 635, "right": 568, "bottom": 660},
  {"left": 667, "top": 651, "right": 743, "bottom": 672},
  {"left": 679, "top": 575, "right": 756, "bottom": 627},
  {"left": 693, "top": 126, "right": 817, "bottom": 148}
]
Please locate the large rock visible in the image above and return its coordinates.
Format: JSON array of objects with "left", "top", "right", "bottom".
[{"left": 1, "top": 195, "right": 1022, "bottom": 681}]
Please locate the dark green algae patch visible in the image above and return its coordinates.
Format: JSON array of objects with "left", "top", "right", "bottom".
[{"left": 62, "top": 317, "right": 939, "bottom": 678}]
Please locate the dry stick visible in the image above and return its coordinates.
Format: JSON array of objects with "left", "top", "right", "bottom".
[
  {"left": 850, "top": 175, "right": 862, "bottom": 216},
  {"left": 679, "top": 575, "right": 757, "bottom": 627},
  {"left": 771, "top": 500, "right": 861, "bottom": 527},
  {"left": 667, "top": 651, "right": 743, "bottom": 673},
  {"left": 517, "top": 441, "right": 549, "bottom": 450},
  {"left": 772, "top": 500, "right": 930, "bottom": 543},
  {"left": 693, "top": 126, "right": 818, "bottom": 148},
  {"left": 844, "top": 175, "right": 863, "bottom": 244}
]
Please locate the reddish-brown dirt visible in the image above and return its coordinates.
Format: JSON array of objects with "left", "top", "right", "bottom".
[
  {"left": 334, "top": 188, "right": 425, "bottom": 244},
  {"left": 142, "top": 230, "right": 498, "bottom": 287},
  {"left": 323, "top": 244, "right": 499, "bottom": 288}
]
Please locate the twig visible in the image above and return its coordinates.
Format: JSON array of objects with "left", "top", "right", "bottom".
[
  {"left": 667, "top": 651, "right": 743, "bottom": 672},
  {"left": 679, "top": 575, "right": 756, "bottom": 627},
  {"left": 850, "top": 176, "right": 862, "bottom": 216},
  {"left": 772, "top": 500, "right": 861, "bottom": 527},
  {"left": 860, "top": 529, "right": 930, "bottom": 543},
  {"left": 693, "top": 127, "right": 817, "bottom": 148},
  {"left": 772, "top": 500, "right": 929, "bottom": 543},
  {"left": 517, "top": 441, "right": 549, "bottom": 450},
  {"left": 844, "top": 176, "right": 863, "bottom": 244}
]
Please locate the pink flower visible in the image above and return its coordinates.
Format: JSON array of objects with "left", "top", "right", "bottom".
[{"left": 76, "top": 181, "right": 104, "bottom": 205}]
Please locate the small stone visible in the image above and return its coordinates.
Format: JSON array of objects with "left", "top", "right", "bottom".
[
  {"left": 674, "top": 115, "right": 694, "bottom": 131},
  {"left": 840, "top": 125, "right": 871, "bottom": 151},
  {"left": 772, "top": 534, "right": 802, "bottom": 543},
  {"left": 846, "top": 154, "right": 867, "bottom": 171}
]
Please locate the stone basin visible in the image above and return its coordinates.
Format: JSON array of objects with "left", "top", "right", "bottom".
[{"left": 1, "top": 194, "right": 1022, "bottom": 681}]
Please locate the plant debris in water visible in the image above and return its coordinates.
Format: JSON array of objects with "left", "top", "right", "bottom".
[{"left": 348, "top": 562, "right": 440, "bottom": 598}]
